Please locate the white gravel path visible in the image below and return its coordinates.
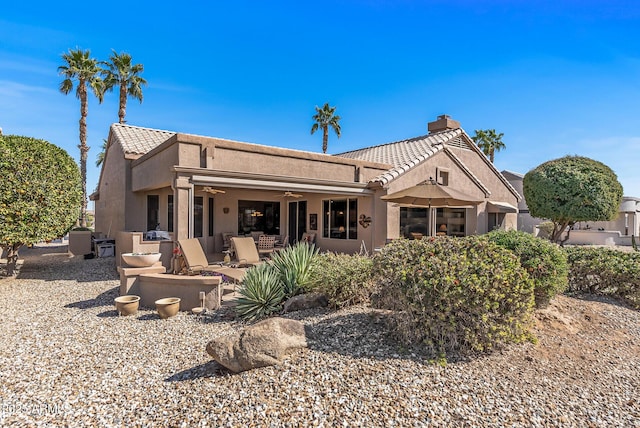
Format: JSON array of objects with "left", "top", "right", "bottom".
[{"left": 1, "top": 244, "right": 639, "bottom": 427}]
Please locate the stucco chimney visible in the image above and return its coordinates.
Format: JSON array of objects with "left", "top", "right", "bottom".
[{"left": 427, "top": 115, "right": 460, "bottom": 134}]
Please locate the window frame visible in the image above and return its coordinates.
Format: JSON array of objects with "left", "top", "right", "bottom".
[{"left": 322, "top": 198, "right": 358, "bottom": 240}]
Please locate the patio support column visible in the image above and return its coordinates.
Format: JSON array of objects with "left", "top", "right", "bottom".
[{"left": 174, "top": 176, "right": 193, "bottom": 240}]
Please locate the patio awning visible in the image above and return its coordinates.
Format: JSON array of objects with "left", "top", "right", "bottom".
[
  {"left": 190, "top": 174, "right": 374, "bottom": 196},
  {"left": 487, "top": 201, "right": 518, "bottom": 213}
]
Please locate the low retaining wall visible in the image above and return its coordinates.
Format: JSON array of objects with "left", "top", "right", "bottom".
[
  {"left": 118, "top": 263, "right": 222, "bottom": 311},
  {"left": 565, "top": 230, "right": 632, "bottom": 246},
  {"left": 138, "top": 274, "right": 222, "bottom": 311},
  {"left": 119, "top": 263, "right": 166, "bottom": 296}
]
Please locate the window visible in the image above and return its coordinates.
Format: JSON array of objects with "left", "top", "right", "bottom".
[
  {"left": 400, "top": 207, "right": 428, "bottom": 238},
  {"left": 167, "top": 195, "right": 174, "bottom": 232},
  {"left": 194, "top": 196, "right": 203, "bottom": 238},
  {"left": 436, "top": 208, "right": 466, "bottom": 237},
  {"left": 437, "top": 168, "right": 450, "bottom": 186},
  {"left": 400, "top": 207, "right": 467, "bottom": 237},
  {"left": 147, "top": 195, "right": 159, "bottom": 231},
  {"left": 323, "top": 199, "right": 357, "bottom": 240},
  {"left": 208, "top": 197, "right": 214, "bottom": 237},
  {"left": 238, "top": 200, "right": 280, "bottom": 235},
  {"left": 488, "top": 212, "right": 506, "bottom": 231}
]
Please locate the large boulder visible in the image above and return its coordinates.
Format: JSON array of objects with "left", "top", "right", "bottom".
[
  {"left": 283, "top": 292, "right": 328, "bottom": 313},
  {"left": 206, "top": 317, "right": 307, "bottom": 373}
]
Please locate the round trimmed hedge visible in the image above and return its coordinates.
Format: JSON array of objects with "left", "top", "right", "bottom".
[{"left": 373, "top": 237, "right": 535, "bottom": 355}]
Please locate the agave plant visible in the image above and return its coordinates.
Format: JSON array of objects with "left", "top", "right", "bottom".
[
  {"left": 270, "top": 242, "right": 319, "bottom": 298},
  {"left": 235, "top": 263, "right": 285, "bottom": 321}
]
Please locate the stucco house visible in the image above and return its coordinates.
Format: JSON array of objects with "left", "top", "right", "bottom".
[{"left": 91, "top": 115, "right": 520, "bottom": 260}]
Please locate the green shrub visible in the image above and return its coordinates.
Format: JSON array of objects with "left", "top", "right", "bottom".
[
  {"left": 484, "top": 230, "right": 568, "bottom": 308},
  {"left": 564, "top": 246, "right": 640, "bottom": 308},
  {"left": 235, "top": 263, "right": 285, "bottom": 321},
  {"left": 269, "top": 242, "right": 318, "bottom": 298},
  {"left": 373, "top": 237, "right": 534, "bottom": 355},
  {"left": 307, "top": 252, "right": 375, "bottom": 308}
]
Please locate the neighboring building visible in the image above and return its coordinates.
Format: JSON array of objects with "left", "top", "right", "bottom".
[
  {"left": 503, "top": 170, "right": 640, "bottom": 245},
  {"left": 92, "top": 115, "right": 520, "bottom": 256},
  {"left": 501, "top": 170, "right": 538, "bottom": 233}
]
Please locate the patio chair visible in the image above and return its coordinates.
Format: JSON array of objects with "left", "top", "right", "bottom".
[
  {"left": 274, "top": 235, "right": 288, "bottom": 249},
  {"left": 222, "top": 232, "right": 236, "bottom": 254},
  {"left": 300, "top": 232, "right": 316, "bottom": 244},
  {"left": 257, "top": 235, "right": 276, "bottom": 257},
  {"left": 177, "top": 238, "right": 247, "bottom": 282},
  {"left": 231, "top": 236, "right": 265, "bottom": 267},
  {"left": 250, "top": 231, "right": 264, "bottom": 242},
  {"left": 177, "top": 238, "right": 217, "bottom": 274}
]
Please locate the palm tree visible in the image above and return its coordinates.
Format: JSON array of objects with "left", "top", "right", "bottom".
[
  {"left": 471, "top": 129, "right": 506, "bottom": 163},
  {"left": 311, "top": 103, "right": 341, "bottom": 154},
  {"left": 102, "top": 50, "right": 147, "bottom": 124},
  {"left": 96, "top": 138, "right": 108, "bottom": 167},
  {"left": 58, "top": 48, "right": 104, "bottom": 227}
]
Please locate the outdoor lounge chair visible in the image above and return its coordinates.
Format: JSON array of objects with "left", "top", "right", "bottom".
[
  {"left": 177, "top": 238, "right": 246, "bottom": 283},
  {"left": 230, "top": 236, "right": 265, "bottom": 266}
]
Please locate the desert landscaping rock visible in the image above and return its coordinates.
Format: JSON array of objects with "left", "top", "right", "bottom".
[
  {"left": 1, "top": 243, "right": 639, "bottom": 427},
  {"left": 283, "top": 291, "right": 329, "bottom": 313},
  {"left": 206, "top": 317, "right": 307, "bottom": 373}
]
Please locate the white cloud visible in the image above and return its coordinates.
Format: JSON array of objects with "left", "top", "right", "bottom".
[{"left": 0, "top": 80, "right": 56, "bottom": 98}]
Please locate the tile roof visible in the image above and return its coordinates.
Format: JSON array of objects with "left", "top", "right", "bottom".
[
  {"left": 336, "top": 128, "right": 467, "bottom": 185},
  {"left": 110, "top": 123, "right": 176, "bottom": 155}
]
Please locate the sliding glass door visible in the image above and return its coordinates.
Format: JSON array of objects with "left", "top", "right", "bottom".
[{"left": 288, "top": 201, "right": 307, "bottom": 243}]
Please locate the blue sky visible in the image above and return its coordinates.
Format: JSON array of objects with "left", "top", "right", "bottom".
[{"left": 2, "top": 0, "right": 640, "bottom": 206}]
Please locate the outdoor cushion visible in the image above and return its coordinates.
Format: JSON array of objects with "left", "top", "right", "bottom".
[
  {"left": 177, "top": 238, "right": 249, "bottom": 282},
  {"left": 231, "top": 237, "right": 264, "bottom": 266}
]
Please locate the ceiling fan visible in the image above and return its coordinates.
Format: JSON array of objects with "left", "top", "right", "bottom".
[
  {"left": 202, "top": 186, "right": 226, "bottom": 195},
  {"left": 279, "top": 191, "right": 303, "bottom": 198}
]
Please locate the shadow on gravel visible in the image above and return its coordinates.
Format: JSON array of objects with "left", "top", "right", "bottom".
[
  {"left": 14, "top": 245, "right": 119, "bottom": 283},
  {"left": 300, "top": 310, "right": 470, "bottom": 365},
  {"left": 567, "top": 292, "right": 640, "bottom": 311},
  {"left": 193, "top": 307, "right": 239, "bottom": 325},
  {"left": 165, "top": 360, "right": 232, "bottom": 381},
  {"left": 137, "top": 313, "right": 161, "bottom": 321},
  {"left": 65, "top": 287, "right": 119, "bottom": 310},
  {"left": 97, "top": 309, "right": 120, "bottom": 318}
]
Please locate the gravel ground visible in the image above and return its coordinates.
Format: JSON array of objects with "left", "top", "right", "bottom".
[{"left": 1, "top": 244, "right": 639, "bottom": 427}]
